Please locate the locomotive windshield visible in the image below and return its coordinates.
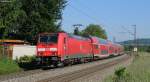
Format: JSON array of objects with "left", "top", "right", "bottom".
[{"left": 39, "top": 34, "right": 58, "bottom": 43}]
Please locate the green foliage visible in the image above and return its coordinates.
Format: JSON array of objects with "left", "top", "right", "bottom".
[
  {"left": 124, "top": 45, "right": 150, "bottom": 52},
  {"left": 115, "top": 67, "right": 126, "bottom": 78},
  {"left": 17, "top": 55, "right": 36, "bottom": 63},
  {"left": 81, "top": 24, "right": 107, "bottom": 39},
  {"left": 0, "top": 58, "right": 20, "bottom": 75},
  {"left": 105, "top": 52, "right": 150, "bottom": 82},
  {"left": 146, "top": 46, "right": 150, "bottom": 52},
  {"left": 113, "top": 67, "right": 131, "bottom": 82},
  {"left": 124, "top": 45, "right": 133, "bottom": 51},
  {"left": 0, "top": 0, "right": 67, "bottom": 43}
]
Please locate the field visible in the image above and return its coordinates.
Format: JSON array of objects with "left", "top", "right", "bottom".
[
  {"left": 105, "top": 52, "right": 150, "bottom": 82},
  {"left": 0, "top": 58, "right": 20, "bottom": 75}
]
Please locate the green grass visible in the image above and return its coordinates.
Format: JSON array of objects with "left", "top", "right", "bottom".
[
  {"left": 0, "top": 58, "right": 21, "bottom": 75},
  {"left": 105, "top": 52, "right": 150, "bottom": 82}
]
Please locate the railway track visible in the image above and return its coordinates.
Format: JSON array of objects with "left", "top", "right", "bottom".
[
  {"left": 0, "top": 54, "right": 131, "bottom": 82},
  {"left": 38, "top": 54, "right": 130, "bottom": 82}
]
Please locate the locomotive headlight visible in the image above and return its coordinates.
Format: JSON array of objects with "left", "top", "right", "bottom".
[
  {"left": 50, "top": 48, "right": 57, "bottom": 51},
  {"left": 38, "top": 48, "right": 46, "bottom": 51}
]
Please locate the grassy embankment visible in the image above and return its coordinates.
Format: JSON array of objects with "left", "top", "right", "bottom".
[
  {"left": 0, "top": 58, "right": 21, "bottom": 75},
  {"left": 0, "top": 46, "right": 20, "bottom": 75},
  {"left": 105, "top": 52, "right": 150, "bottom": 82}
]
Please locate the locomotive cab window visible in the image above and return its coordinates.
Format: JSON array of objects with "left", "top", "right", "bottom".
[{"left": 39, "top": 34, "right": 58, "bottom": 43}]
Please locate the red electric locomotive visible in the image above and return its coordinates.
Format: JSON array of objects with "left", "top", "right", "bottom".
[
  {"left": 37, "top": 32, "right": 93, "bottom": 67},
  {"left": 36, "top": 32, "right": 124, "bottom": 67}
]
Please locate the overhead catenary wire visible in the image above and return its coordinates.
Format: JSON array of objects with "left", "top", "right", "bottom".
[
  {"left": 68, "top": 4, "right": 97, "bottom": 23},
  {"left": 68, "top": 3, "right": 107, "bottom": 27},
  {"left": 121, "top": 26, "right": 134, "bottom": 36},
  {"left": 65, "top": 1, "right": 119, "bottom": 41},
  {"left": 70, "top": 0, "right": 111, "bottom": 28},
  {"left": 73, "top": 0, "right": 103, "bottom": 22}
]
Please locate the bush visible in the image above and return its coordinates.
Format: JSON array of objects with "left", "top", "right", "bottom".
[
  {"left": 17, "top": 55, "right": 36, "bottom": 63},
  {"left": 115, "top": 67, "right": 126, "bottom": 78},
  {"left": 146, "top": 46, "right": 150, "bottom": 52},
  {"left": 17, "top": 55, "right": 40, "bottom": 70},
  {"left": 113, "top": 67, "right": 131, "bottom": 82}
]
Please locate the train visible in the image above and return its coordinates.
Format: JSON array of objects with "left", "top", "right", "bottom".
[{"left": 36, "top": 32, "right": 124, "bottom": 67}]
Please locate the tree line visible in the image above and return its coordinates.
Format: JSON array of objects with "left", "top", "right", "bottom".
[
  {"left": 74, "top": 24, "right": 107, "bottom": 39},
  {"left": 0, "top": 0, "right": 108, "bottom": 44},
  {"left": 0, "top": 0, "right": 66, "bottom": 43},
  {"left": 124, "top": 45, "right": 150, "bottom": 52}
]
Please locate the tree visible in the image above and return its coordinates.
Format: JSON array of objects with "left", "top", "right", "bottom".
[
  {"left": 146, "top": 46, "right": 150, "bottom": 52},
  {"left": 81, "top": 24, "right": 107, "bottom": 39},
  {"left": 0, "top": 0, "right": 67, "bottom": 43}
]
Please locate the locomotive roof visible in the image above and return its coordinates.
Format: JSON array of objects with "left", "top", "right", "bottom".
[{"left": 68, "top": 34, "right": 90, "bottom": 40}]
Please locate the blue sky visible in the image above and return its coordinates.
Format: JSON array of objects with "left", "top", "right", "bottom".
[{"left": 62, "top": 0, "right": 150, "bottom": 42}]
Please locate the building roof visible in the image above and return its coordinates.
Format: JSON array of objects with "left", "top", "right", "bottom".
[{"left": 0, "top": 40, "right": 29, "bottom": 44}]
